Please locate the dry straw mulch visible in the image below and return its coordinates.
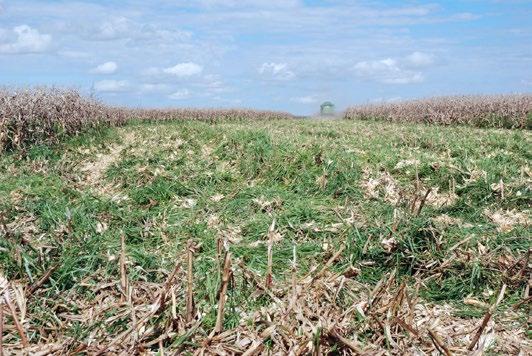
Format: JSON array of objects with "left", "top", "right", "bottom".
[{"left": 1, "top": 239, "right": 530, "bottom": 355}]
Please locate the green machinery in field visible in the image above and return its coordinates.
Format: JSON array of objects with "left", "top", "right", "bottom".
[{"left": 320, "top": 101, "right": 335, "bottom": 116}]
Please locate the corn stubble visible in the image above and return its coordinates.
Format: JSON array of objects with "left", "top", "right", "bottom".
[{"left": 0, "top": 240, "right": 525, "bottom": 354}]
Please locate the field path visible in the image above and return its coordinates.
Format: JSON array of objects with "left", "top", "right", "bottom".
[{"left": 80, "top": 130, "right": 135, "bottom": 198}]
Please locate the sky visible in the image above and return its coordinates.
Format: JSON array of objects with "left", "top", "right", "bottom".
[{"left": 0, "top": 0, "right": 531, "bottom": 115}]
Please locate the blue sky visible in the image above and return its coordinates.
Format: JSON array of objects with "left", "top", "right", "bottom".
[{"left": 0, "top": 0, "right": 531, "bottom": 114}]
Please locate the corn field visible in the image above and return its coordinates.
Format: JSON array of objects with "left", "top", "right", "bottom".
[
  {"left": 0, "top": 88, "right": 126, "bottom": 152},
  {"left": 0, "top": 88, "right": 294, "bottom": 153},
  {"left": 3, "top": 88, "right": 531, "bottom": 153},
  {"left": 344, "top": 95, "right": 532, "bottom": 129},
  {"left": 129, "top": 108, "right": 295, "bottom": 122}
]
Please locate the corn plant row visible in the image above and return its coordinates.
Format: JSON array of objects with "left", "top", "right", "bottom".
[
  {"left": 344, "top": 94, "right": 532, "bottom": 129},
  {"left": 0, "top": 88, "right": 126, "bottom": 152},
  {"left": 0, "top": 87, "right": 294, "bottom": 152},
  {"left": 129, "top": 108, "right": 294, "bottom": 122}
]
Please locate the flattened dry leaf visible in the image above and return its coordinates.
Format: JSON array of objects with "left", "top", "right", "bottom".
[
  {"left": 207, "top": 214, "right": 220, "bottom": 228},
  {"left": 110, "top": 193, "right": 129, "bottom": 203},
  {"left": 394, "top": 159, "right": 420, "bottom": 170},
  {"left": 477, "top": 241, "right": 489, "bottom": 255},
  {"left": 490, "top": 181, "right": 503, "bottom": 193},
  {"left": 201, "top": 146, "right": 215, "bottom": 159},
  {"left": 95, "top": 221, "right": 108, "bottom": 234},
  {"left": 210, "top": 194, "right": 225, "bottom": 202},
  {"left": 324, "top": 223, "right": 344, "bottom": 233},
  {"left": 484, "top": 209, "right": 531, "bottom": 232},
  {"left": 463, "top": 298, "right": 489, "bottom": 309},
  {"left": 252, "top": 196, "right": 282, "bottom": 212},
  {"left": 0, "top": 272, "right": 8, "bottom": 295},
  {"left": 9, "top": 189, "right": 24, "bottom": 204},
  {"left": 223, "top": 225, "right": 242, "bottom": 244},
  {"left": 464, "top": 169, "right": 487, "bottom": 185},
  {"left": 361, "top": 170, "right": 402, "bottom": 205},
  {"left": 300, "top": 221, "right": 344, "bottom": 233},
  {"left": 426, "top": 187, "right": 458, "bottom": 208},
  {"left": 381, "top": 236, "right": 397, "bottom": 253},
  {"left": 268, "top": 231, "right": 282, "bottom": 243},
  {"left": 316, "top": 174, "right": 328, "bottom": 190},
  {"left": 431, "top": 214, "right": 464, "bottom": 228},
  {"left": 248, "top": 240, "right": 264, "bottom": 247},
  {"left": 181, "top": 198, "right": 197, "bottom": 208}
]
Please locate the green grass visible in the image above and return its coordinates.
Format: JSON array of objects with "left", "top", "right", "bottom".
[{"left": 1, "top": 118, "right": 530, "bottom": 349}]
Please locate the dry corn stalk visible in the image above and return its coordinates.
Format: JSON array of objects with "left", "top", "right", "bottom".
[
  {"left": 265, "top": 219, "right": 276, "bottom": 289},
  {"left": 186, "top": 239, "right": 196, "bottom": 323},
  {"left": 214, "top": 251, "right": 232, "bottom": 334},
  {"left": 120, "top": 234, "right": 128, "bottom": 301}
]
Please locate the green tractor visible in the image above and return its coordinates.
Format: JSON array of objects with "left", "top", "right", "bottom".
[{"left": 320, "top": 101, "right": 335, "bottom": 116}]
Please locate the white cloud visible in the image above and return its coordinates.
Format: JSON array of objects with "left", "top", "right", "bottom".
[
  {"left": 207, "top": 80, "right": 224, "bottom": 89},
  {"left": 168, "top": 89, "right": 191, "bottom": 100},
  {"left": 140, "top": 83, "right": 171, "bottom": 93},
  {"left": 200, "top": 75, "right": 231, "bottom": 95},
  {"left": 197, "top": 0, "right": 300, "bottom": 8},
  {"left": 88, "top": 17, "right": 192, "bottom": 43},
  {"left": 259, "top": 62, "right": 295, "bottom": 80},
  {"left": 291, "top": 95, "right": 318, "bottom": 104},
  {"left": 354, "top": 58, "right": 424, "bottom": 84},
  {"left": 92, "top": 17, "right": 131, "bottom": 41},
  {"left": 141, "top": 67, "right": 162, "bottom": 76},
  {"left": 405, "top": 52, "right": 434, "bottom": 67},
  {"left": 451, "top": 12, "right": 480, "bottom": 21},
  {"left": 58, "top": 50, "right": 89, "bottom": 59},
  {"left": 0, "top": 25, "right": 52, "bottom": 54},
  {"left": 211, "top": 96, "right": 243, "bottom": 105},
  {"left": 163, "top": 62, "right": 203, "bottom": 77},
  {"left": 1, "top": 0, "right": 525, "bottom": 115},
  {"left": 94, "top": 79, "right": 130, "bottom": 92},
  {"left": 371, "top": 96, "right": 403, "bottom": 103},
  {"left": 388, "top": 74, "right": 423, "bottom": 84},
  {"left": 91, "top": 61, "right": 118, "bottom": 74},
  {"left": 204, "top": 80, "right": 230, "bottom": 94}
]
